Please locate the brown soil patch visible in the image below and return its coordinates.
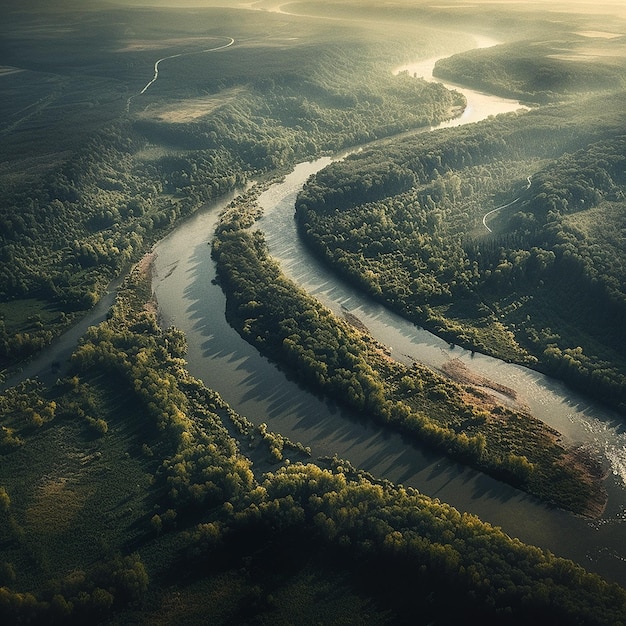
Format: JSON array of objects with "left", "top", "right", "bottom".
[
  {"left": 342, "top": 308, "right": 369, "bottom": 334},
  {"left": 135, "top": 250, "right": 156, "bottom": 279},
  {"left": 442, "top": 359, "right": 609, "bottom": 517},
  {"left": 558, "top": 446, "right": 609, "bottom": 518},
  {"left": 26, "top": 477, "right": 87, "bottom": 535},
  {"left": 134, "top": 251, "right": 158, "bottom": 317},
  {"left": 136, "top": 87, "right": 245, "bottom": 124},
  {"left": 440, "top": 358, "right": 520, "bottom": 404},
  {"left": 342, "top": 309, "right": 393, "bottom": 360}
]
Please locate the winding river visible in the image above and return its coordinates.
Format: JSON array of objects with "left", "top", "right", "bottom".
[
  {"left": 151, "top": 48, "right": 626, "bottom": 585},
  {"left": 4, "top": 40, "right": 624, "bottom": 586}
]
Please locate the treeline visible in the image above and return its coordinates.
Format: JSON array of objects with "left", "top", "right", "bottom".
[
  {"left": 0, "top": 123, "right": 247, "bottom": 370},
  {"left": 295, "top": 94, "right": 626, "bottom": 412},
  {"left": 202, "top": 458, "right": 626, "bottom": 625},
  {"left": 433, "top": 39, "right": 626, "bottom": 103},
  {"left": 212, "top": 190, "right": 606, "bottom": 516},
  {"left": 0, "top": 554, "right": 149, "bottom": 625},
  {"left": 0, "top": 259, "right": 303, "bottom": 624},
  {"left": 69, "top": 274, "right": 258, "bottom": 515},
  {"left": 296, "top": 93, "right": 625, "bottom": 216}
]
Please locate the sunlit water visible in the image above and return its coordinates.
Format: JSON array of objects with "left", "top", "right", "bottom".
[
  {"left": 393, "top": 37, "right": 529, "bottom": 128},
  {"left": 258, "top": 163, "right": 626, "bottom": 485},
  {"left": 152, "top": 159, "right": 626, "bottom": 585}
]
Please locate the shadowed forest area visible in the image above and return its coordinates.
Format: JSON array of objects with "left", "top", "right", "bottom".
[{"left": 1, "top": 1, "right": 626, "bottom": 623}]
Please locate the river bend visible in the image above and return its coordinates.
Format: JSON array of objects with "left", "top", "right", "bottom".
[{"left": 152, "top": 48, "right": 626, "bottom": 585}]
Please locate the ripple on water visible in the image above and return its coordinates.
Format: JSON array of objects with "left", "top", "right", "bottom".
[{"left": 606, "top": 444, "right": 626, "bottom": 487}]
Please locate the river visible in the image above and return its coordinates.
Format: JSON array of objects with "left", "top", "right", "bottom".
[
  {"left": 151, "top": 49, "right": 626, "bottom": 586},
  {"left": 4, "top": 40, "right": 624, "bottom": 586}
]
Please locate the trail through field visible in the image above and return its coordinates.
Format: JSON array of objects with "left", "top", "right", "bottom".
[{"left": 126, "top": 37, "right": 235, "bottom": 111}]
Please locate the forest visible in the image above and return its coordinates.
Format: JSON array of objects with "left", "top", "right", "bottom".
[
  {"left": 433, "top": 37, "right": 626, "bottom": 103},
  {"left": 1, "top": 249, "right": 624, "bottom": 623},
  {"left": 0, "top": 2, "right": 464, "bottom": 373},
  {"left": 1, "top": 0, "right": 626, "bottom": 623},
  {"left": 296, "top": 94, "right": 626, "bottom": 412}
]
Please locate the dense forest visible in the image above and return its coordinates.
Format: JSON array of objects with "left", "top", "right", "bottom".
[
  {"left": 0, "top": 3, "right": 464, "bottom": 375},
  {"left": 434, "top": 37, "right": 626, "bottom": 103},
  {"left": 1, "top": 257, "right": 624, "bottom": 624},
  {"left": 296, "top": 94, "right": 626, "bottom": 412},
  {"left": 1, "top": 0, "right": 626, "bottom": 623}
]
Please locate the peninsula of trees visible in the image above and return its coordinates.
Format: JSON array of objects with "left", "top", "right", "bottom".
[{"left": 296, "top": 96, "right": 626, "bottom": 412}]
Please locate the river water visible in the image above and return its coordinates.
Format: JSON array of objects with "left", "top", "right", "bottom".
[{"left": 151, "top": 51, "right": 626, "bottom": 585}]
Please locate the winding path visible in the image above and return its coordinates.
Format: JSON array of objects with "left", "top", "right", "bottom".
[
  {"left": 127, "top": 37, "right": 235, "bottom": 111},
  {"left": 482, "top": 175, "right": 532, "bottom": 232}
]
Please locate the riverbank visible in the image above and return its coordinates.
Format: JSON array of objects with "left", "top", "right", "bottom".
[
  {"left": 145, "top": 102, "right": 626, "bottom": 594},
  {"left": 134, "top": 250, "right": 159, "bottom": 318},
  {"left": 213, "top": 177, "right": 611, "bottom": 519},
  {"left": 347, "top": 313, "right": 609, "bottom": 520}
]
